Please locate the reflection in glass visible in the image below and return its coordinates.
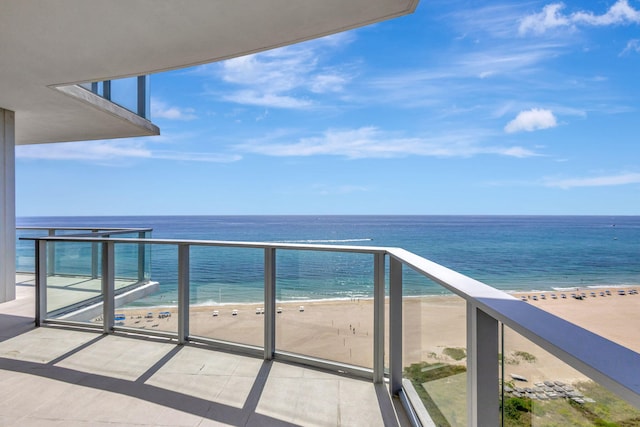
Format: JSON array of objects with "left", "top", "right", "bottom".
[
  {"left": 501, "top": 325, "right": 640, "bottom": 426},
  {"left": 401, "top": 268, "right": 467, "bottom": 427}
]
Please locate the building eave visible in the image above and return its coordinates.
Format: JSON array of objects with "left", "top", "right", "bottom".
[{"left": 1, "top": 0, "right": 419, "bottom": 145}]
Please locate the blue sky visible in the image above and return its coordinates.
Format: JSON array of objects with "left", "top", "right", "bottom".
[{"left": 16, "top": 0, "right": 640, "bottom": 216}]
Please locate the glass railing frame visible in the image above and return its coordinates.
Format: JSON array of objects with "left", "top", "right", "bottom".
[
  {"left": 18, "top": 227, "right": 152, "bottom": 280},
  {"left": 23, "top": 235, "right": 640, "bottom": 427}
]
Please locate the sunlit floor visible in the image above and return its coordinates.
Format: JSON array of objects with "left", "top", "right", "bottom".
[{"left": 0, "top": 278, "right": 408, "bottom": 426}]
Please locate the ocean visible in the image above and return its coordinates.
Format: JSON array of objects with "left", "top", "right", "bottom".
[{"left": 16, "top": 215, "right": 640, "bottom": 305}]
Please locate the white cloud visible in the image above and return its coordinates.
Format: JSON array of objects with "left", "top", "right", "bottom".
[
  {"left": 223, "top": 90, "right": 312, "bottom": 109},
  {"left": 207, "top": 35, "right": 355, "bottom": 109},
  {"left": 520, "top": 1, "right": 640, "bottom": 35},
  {"left": 572, "top": 0, "right": 640, "bottom": 26},
  {"left": 16, "top": 140, "right": 240, "bottom": 163},
  {"left": 519, "top": 4, "right": 571, "bottom": 35},
  {"left": 505, "top": 108, "right": 558, "bottom": 133},
  {"left": 310, "top": 73, "right": 348, "bottom": 93},
  {"left": 621, "top": 39, "right": 640, "bottom": 55},
  {"left": 16, "top": 141, "right": 151, "bottom": 161},
  {"left": 150, "top": 98, "right": 197, "bottom": 120},
  {"left": 545, "top": 172, "right": 640, "bottom": 189},
  {"left": 235, "top": 127, "right": 541, "bottom": 159}
]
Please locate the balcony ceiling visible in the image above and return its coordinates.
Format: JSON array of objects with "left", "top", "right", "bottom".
[{"left": 0, "top": 0, "right": 418, "bottom": 145}]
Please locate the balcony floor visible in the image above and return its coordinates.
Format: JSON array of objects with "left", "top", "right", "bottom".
[{"left": 0, "top": 276, "right": 408, "bottom": 426}]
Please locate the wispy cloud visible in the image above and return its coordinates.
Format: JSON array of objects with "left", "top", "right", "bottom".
[
  {"left": 520, "top": 1, "right": 640, "bottom": 35},
  {"left": 446, "top": 3, "right": 528, "bottom": 39},
  {"left": 201, "top": 33, "right": 356, "bottom": 109},
  {"left": 235, "top": 127, "right": 541, "bottom": 159},
  {"left": 545, "top": 172, "right": 640, "bottom": 189},
  {"left": 16, "top": 141, "right": 151, "bottom": 161},
  {"left": 621, "top": 38, "right": 640, "bottom": 55},
  {"left": 505, "top": 108, "right": 558, "bottom": 133},
  {"left": 150, "top": 98, "right": 197, "bottom": 120},
  {"left": 16, "top": 140, "right": 240, "bottom": 163}
]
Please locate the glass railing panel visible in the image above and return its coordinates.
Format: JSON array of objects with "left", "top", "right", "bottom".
[
  {"left": 45, "top": 229, "right": 101, "bottom": 277},
  {"left": 501, "top": 325, "right": 640, "bottom": 426},
  {"left": 50, "top": 238, "right": 100, "bottom": 278},
  {"left": 188, "top": 246, "right": 264, "bottom": 347},
  {"left": 402, "top": 267, "right": 468, "bottom": 427},
  {"left": 117, "top": 244, "right": 177, "bottom": 334},
  {"left": 109, "top": 77, "right": 140, "bottom": 116},
  {"left": 275, "top": 249, "right": 374, "bottom": 368},
  {"left": 45, "top": 241, "right": 104, "bottom": 325},
  {"left": 113, "top": 241, "right": 149, "bottom": 291},
  {"left": 111, "top": 233, "right": 151, "bottom": 284},
  {"left": 16, "top": 228, "right": 43, "bottom": 273}
]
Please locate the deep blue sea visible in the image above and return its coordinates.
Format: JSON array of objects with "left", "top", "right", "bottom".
[{"left": 16, "top": 216, "right": 640, "bottom": 304}]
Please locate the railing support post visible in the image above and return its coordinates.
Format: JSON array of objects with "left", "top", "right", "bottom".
[
  {"left": 389, "top": 256, "right": 403, "bottom": 395},
  {"left": 47, "top": 229, "right": 55, "bottom": 276},
  {"left": 178, "top": 244, "right": 190, "bottom": 344},
  {"left": 137, "top": 231, "right": 146, "bottom": 283},
  {"left": 102, "top": 241, "right": 115, "bottom": 333},
  {"left": 264, "top": 248, "right": 276, "bottom": 360},
  {"left": 467, "top": 304, "right": 499, "bottom": 427},
  {"left": 91, "top": 229, "right": 99, "bottom": 279},
  {"left": 35, "top": 239, "right": 47, "bottom": 326},
  {"left": 373, "top": 253, "right": 385, "bottom": 383}
]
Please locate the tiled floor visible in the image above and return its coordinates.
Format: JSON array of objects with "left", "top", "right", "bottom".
[{"left": 0, "top": 280, "right": 408, "bottom": 426}]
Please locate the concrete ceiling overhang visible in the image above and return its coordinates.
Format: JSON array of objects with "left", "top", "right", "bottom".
[{"left": 0, "top": 0, "right": 419, "bottom": 145}]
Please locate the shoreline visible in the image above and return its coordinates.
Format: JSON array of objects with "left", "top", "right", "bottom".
[
  {"left": 124, "top": 283, "right": 640, "bottom": 310},
  {"left": 114, "top": 285, "right": 640, "bottom": 369}
]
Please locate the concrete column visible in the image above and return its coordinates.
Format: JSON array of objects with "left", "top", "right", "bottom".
[{"left": 0, "top": 109, "right": 16, "bottom": 303}]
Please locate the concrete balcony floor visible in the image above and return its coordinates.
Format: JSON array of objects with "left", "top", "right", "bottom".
[{"left": 0, "top": 276, "right": 409, "bottom": 426}]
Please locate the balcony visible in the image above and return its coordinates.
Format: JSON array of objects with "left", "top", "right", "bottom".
[{"left": 4, "top": 227, "right": 640, "bottom": 426}]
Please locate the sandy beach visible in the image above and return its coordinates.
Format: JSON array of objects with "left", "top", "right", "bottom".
[{"left": 113, "top": 286, "right": 639, "bottom": 386}]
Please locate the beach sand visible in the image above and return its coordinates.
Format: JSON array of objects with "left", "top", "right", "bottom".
[{"left": 114, "top": 286, "right": 639, "bottom": 387}]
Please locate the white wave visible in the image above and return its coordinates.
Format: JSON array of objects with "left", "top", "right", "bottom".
[
  {"left": 277, "top": 238, "right": 373, "bottom": 243},
  {"left": 551, "top": 286, "right": 583, "bottom": 291}
]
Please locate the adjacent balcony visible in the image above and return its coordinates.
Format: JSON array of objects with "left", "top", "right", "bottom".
[
  {"left": 4, "top": 227, "right": 640, "bottom": 426},
  {"left": 79, "top": 76, "right": 150, "bottom": 120}
]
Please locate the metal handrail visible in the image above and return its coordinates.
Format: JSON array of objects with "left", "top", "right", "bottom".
[{"left": 17, "top": 227, "right": 152, "bottom": 236}]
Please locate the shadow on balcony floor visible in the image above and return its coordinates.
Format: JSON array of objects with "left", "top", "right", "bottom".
[{"left": 0, "top": 280, "right": 408, "bottom": 426}]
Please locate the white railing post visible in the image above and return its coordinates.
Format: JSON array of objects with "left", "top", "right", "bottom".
[
  {"left": 264, "top": 248, "right": 276, "bottom": 359},
  {"left": 467, "top": 303, "right": 499, "bottom": 427},
  {"left": 137, "top": 231, "right": 146, "bottom": 283},
  {"left": 102, "top": 241, "right": 115, "bottom": 333},
  {"left": 35, "top": 239, "right": 47, "bottom": 326},
  {"left": 91, "top": 229, "right": 99, "bottom": 279},
  {"left": 373, "top": 252, "right": 385, "bottom": 383},
  {"left": 47, "top": 229, "right": 55, "bottom": 276},
  {"left": 178, "top": 244, "right": 190, "bottom": 344},
  {"left": 389, "top": 256, "right": 403, "bottom": 395}
]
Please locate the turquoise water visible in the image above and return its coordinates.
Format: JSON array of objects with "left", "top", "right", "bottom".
[{"left": 17, "top": 216, "right": 640, "bottom": 304}]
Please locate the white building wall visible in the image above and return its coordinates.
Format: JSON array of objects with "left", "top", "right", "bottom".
[{"left": 0, "top": 109, "right": 16, "bottom": 302}]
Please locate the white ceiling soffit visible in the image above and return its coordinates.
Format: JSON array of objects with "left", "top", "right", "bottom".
[{"left": 0, "top": 0, "right": 419, "bottom": 145}]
